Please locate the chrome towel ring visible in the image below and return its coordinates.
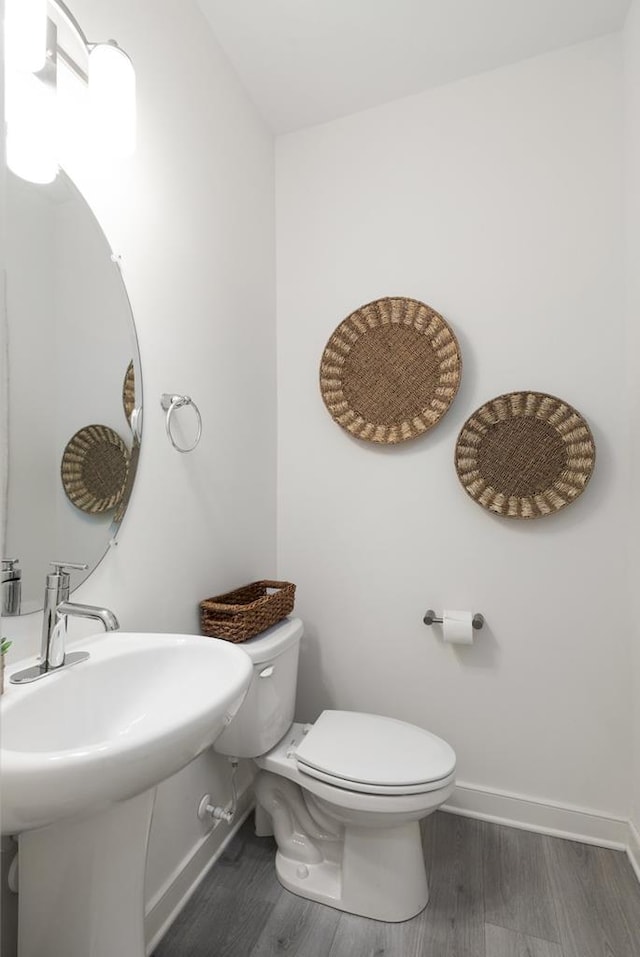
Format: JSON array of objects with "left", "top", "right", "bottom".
[{"left": 160, "top": 393, "right": 202, "bottom": 453}]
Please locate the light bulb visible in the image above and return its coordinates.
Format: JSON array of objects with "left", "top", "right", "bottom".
[
  {"left": 5, "top": 0, "right": 47, "bottom": 73},
  {"left": 89, "top": 42, "right": 136, "bottom": 158},
  {"left": 5, "top": 70, "right": 57, "bottom": 183}
]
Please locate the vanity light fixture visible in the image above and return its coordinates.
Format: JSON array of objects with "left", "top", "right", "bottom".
[
  {"left": 5, "top": 68, "right": 57, "bottom": 184},
  {"left": 5, "top": 0, "right": 47, "bottom": 72},
  {"left": 4, "top": 0, "right": 136, "bottom": 184},
  {"left": 89, "top": 41, "right": 136, "bottom": 158}
]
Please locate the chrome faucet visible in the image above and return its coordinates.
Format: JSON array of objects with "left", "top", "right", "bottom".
[
  {"left": 1, "top": 558, "right": 22, "bottom": 616},
  {"left": 11, "top": 562, "right": 120, "bottom": 685}
]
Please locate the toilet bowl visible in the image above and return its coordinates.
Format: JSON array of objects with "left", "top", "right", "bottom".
[{"left": 214, "top": 618, "right": 455, "bottom": 922}]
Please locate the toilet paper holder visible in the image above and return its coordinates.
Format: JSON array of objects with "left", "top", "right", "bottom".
[{"left": 423, "top": 609, "right": 485, "bottom": 630}]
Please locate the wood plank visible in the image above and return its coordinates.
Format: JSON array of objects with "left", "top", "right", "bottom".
[
  {"left": 248, "top": 892, "right": 341, "bottom": 957},
  {"left": 544, "top": 836, "right": 640, "bottom": 957},
  {"left": 483, "top": 821, "right": 560, "bottom": 943},
  {"left": 485, "top": 923, "right": 564, "bottom": 957},
  {"left": 327, "top": 910, "right": 425, "bottom": 957},
  {"left": 212, "top": 815, "right": 282, "bottom": 904},
  {"left": 597, "top": 841, "right": 640, "bottom": 952},
  {"left": 153, "top": 886, "right": 273, "bottom": 957},
  {"left": 153, "top": 816, "right": 279, "bottom": 957},
  {"left": 419, "top": 810, "right": 486, "bottom": 957}
]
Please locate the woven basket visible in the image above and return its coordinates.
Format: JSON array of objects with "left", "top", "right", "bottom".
[
  {"left": 122, "top": 360, "right": 135, "bottom": 422},
  {"left": 60, "top": 424, "right": 130, "bottom": 514},
  {"left": 320, "top": 296, "right": 462, "bottom": 444},
  {"left": 200, "top": 580, "right": 296, "bottom": 643},
  {"left": 455, "top": 391, "right": 596, "bottom": 519}
]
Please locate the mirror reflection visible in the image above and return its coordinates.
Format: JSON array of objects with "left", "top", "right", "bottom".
[{"left": 4, "top": 169, "right": 141, "bottom": 614}]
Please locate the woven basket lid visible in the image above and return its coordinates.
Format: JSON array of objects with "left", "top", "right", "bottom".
[
  {"left": 61, "top": 424, "right": 131, "bottom": 514},
  {"left": 455, "top": 391, "right": 595, "bottom": 519},
  {"left": 122, "top": 360, "right": 135, "bottom": 423},
  {"left": 320, "top": 297, "right": 462, "bottom": 444}
]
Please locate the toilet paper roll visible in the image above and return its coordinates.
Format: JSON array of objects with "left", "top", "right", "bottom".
[{"left": 442, "top": 609, "right": 474, "bottom": 645}]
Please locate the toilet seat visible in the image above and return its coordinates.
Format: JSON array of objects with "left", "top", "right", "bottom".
[
  {"left": 257, "top": 722, "right": 456, "bottom": 817},
  {"left": 294, "top": 710, "right": 456, "bottom": 796}
]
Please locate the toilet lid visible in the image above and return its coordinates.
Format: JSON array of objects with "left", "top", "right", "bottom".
[{"left": 295, "top": 711, "right": 456, "bottom": 795}]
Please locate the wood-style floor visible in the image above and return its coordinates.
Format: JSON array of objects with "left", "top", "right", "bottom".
[{"left": 153, "top": 811, "right": 640, "bottom": 957}]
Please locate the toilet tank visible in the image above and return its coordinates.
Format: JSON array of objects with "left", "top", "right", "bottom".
[{"left": 214, "top": 617, "right": 303, "bottom": 758}]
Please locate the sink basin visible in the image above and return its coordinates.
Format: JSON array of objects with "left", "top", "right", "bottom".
[
  {"left": 2, "top": 632, "right": 253, "bottom": 957},
  {"left": 1, "top": 632, "right": 253, "bottom": 835}
]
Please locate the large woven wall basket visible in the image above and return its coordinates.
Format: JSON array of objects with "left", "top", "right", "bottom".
[
  {"left": 320, "top": 297, "right": 462, "bottom": 444},
  {"left": 455, "top": 391, "right": 596, "bottom": 519}
]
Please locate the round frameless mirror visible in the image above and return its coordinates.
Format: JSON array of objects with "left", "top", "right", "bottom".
[{"left": 3, "top": 168, "right": 142, "bottom": 614}]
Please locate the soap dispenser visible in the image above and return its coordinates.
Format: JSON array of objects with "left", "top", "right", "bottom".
[{"left": 1, "top": 559, "right": 22, "bottom": 616}]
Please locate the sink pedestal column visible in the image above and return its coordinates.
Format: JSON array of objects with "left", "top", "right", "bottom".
[{"left": 18, "top": 789, "right": 155, "bottom": 957}]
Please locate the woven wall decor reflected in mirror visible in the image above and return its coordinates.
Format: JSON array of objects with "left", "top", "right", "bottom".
[
  {"left": 61, "top": 425, "right": 131, "bottom": 514},
  {"left": 455, "top": 392, "right": 596, "bottom": 519},
  {"left": 122, "top": 360, "right": 135, "bottom": 423},
  {"left": 320, "top": 297, "right": 462, "bottom": 444}
]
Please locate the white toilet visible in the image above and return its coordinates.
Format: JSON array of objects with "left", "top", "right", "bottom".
[{"left": 214, "top": 617, "right": 456, "bottom": 922}]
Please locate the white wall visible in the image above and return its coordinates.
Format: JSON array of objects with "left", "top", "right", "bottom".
[
  {"left": 624, "top": 0, "right": 640, "bottom": 842},
  {"left": 59, "top": 0, "right": 277, "bottom": 643},
  {"left": 2, "top": 0, "right": 276, "bottom": 947},
  {"left": 277, "top": 36, "right": 631, "bottom": 819}
]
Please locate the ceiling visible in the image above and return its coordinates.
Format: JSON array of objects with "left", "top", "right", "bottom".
[{"left": 196, "top": 0, "right": 630, "bottom": 133}]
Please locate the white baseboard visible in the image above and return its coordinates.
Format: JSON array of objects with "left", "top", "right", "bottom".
[
  {"left": 628, "top": 820, "right": 640, "bottom": 883},
  {"left": 145, "top": 788, "right": 253, "bottom": 955},
  {"left": 443, "top": 781, "right": 629, "bottom": 851}
]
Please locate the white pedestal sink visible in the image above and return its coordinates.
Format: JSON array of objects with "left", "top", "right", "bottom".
[{"left": 1, "top": 632, "right": 253, "bottom": 957}]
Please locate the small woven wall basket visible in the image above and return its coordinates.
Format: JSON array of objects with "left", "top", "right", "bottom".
[
  {"left": 61, "top": 424, "right": 130, "bottom": 514},
  {"left": 200, "top": 580, "right": 296, "bottom": 643},
  {"left": 455, "top": 391, "right": 596, "bottom": 519},
  {"left": 319, "top": 297, "right": 462, "bottom": 444}
]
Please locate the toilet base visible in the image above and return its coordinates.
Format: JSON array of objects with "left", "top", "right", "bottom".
[
  {"left": 255, "top": 769, "right": 431, "bottom": 922},
  {"left": 274, "top": 820, "right": 429, "bottom": 923}
]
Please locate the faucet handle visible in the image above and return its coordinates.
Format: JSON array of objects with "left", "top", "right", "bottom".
[
  {"left": 2, "top": 559, "right": 21, "bottom": 584},
  {"left": 47, "top": 562, "right": 89, "bottom": 590},
  {"left": 50, "top": 562, "right": 88, "bottom": 573}
]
